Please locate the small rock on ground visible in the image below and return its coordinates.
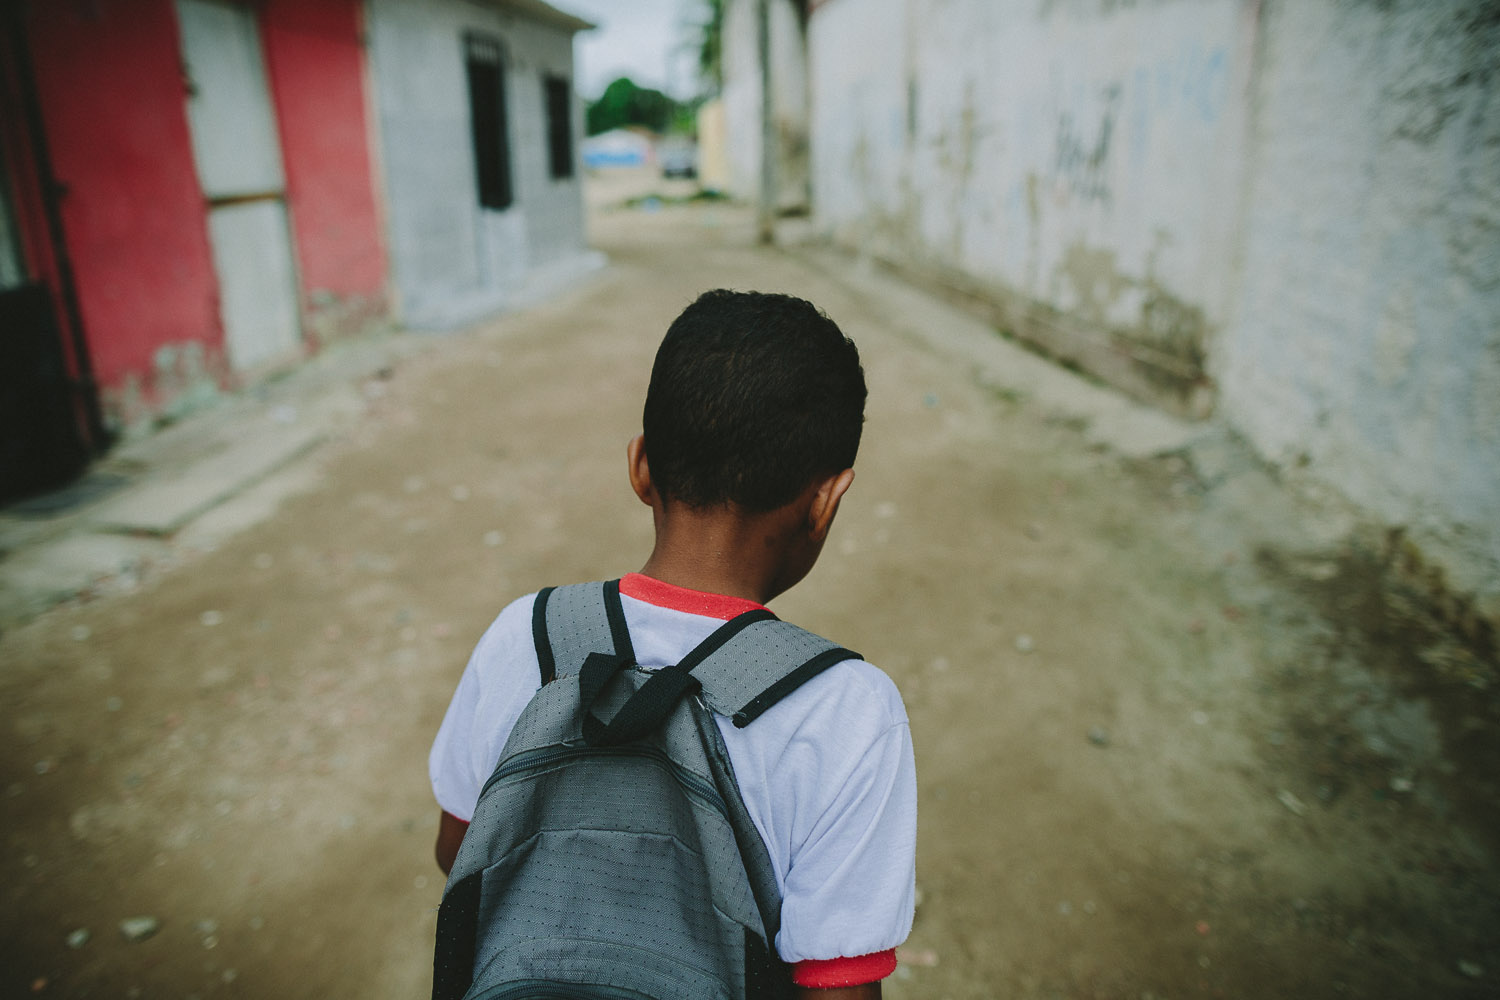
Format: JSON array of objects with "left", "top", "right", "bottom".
[{"left": 118, "top": 916, "right": 160, "bottom": 942}]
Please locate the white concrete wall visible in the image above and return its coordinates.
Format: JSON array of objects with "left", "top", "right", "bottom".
[
  {"left": 807, "top": 0, "right": 907, "bottom": 238},
  {"left": 810, "top": 0, "right": 1251, "bottom": 400},
  {"left": 798, "top": 0, "right": 1500, "bottom": 610},
  {"left": 365, "top": 0, "right": 589, "bottom": 328},
  {"left": 1217, "top": 0, "right": 1500, "bottom": 606}
]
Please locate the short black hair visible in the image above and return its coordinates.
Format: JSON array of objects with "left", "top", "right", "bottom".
[{"left": 642, "top": 289, "right": 866, "bottom": 512}]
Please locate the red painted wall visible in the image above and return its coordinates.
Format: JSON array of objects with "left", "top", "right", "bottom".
[
  {"left": 262, "top": 0, "right": 387, "bottom": 330},
  {"left": 23, "top": 0, "right": 223, "bottom": 410},
  {"left": 20, "top": 0, "right": 388, "bottom": 426}
]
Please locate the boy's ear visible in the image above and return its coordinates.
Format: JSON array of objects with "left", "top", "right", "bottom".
[
  {"left": 807, "top": 468, "right": 855, "bottom": 542},
  {"left": 626, "top": 434, "right": 657, "bottom": 507}
]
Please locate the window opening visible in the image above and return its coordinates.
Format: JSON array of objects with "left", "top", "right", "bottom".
[
  {"left": 543, "top": 74, "right": 573, "bottom": 179},
  {"left": 465, "top": 34, "right": 513, "bottom": 210}
]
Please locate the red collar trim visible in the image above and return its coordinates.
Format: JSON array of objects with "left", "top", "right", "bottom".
[{"left": 619, "top": 573, "right": 769, "bottom": 621}]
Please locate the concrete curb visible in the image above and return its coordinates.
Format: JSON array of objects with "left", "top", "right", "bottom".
[
  {"left": 0, "top": 330, "right": 418, "bottom": 631},
  {"left": 88, "top": 422, "right": 324, "bottom": 537}
]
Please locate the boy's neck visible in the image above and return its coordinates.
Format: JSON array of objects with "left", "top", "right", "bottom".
[{"left": 637, "top": 499, "right": 815, "bottom": 606}]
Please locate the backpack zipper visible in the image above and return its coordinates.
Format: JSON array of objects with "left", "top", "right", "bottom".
[{"left": 480, "top": 742, "right": 728, "bottom": 818}]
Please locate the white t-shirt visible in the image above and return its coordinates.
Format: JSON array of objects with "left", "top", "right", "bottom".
[{"left": 429, "top": 573, "right": 917, "bottom": 978}]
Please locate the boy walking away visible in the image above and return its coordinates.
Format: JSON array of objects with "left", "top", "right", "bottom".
[{"left": 429, "top": 290, "right": 917, "bottom": 999}]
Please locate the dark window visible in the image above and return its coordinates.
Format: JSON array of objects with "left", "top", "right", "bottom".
[
  {"left": 465, "top": 34, "right": 513, "bottom": 210},
  {"left": 544, "top": 74, "right": 574, "bottom": 179}
]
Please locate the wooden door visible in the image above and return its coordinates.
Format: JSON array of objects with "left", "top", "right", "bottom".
[{"left": 176, "top": 0, "right": 301, "bottom": 373}]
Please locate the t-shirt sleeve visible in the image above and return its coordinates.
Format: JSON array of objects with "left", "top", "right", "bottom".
[
  {"left": 771, "top": 663, "right": 918, "bottom": 967},
  {"left": 428, "top": 594, "right": 540, "bottom": 822},
  {"left": 429, "top": 656, "right": 485, "bottom": 822}
]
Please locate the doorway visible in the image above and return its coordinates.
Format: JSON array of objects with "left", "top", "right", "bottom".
[{"left": 175, "top": 0, "right": 302, "bottom": 373}]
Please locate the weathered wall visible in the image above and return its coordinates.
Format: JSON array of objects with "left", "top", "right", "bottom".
[
  {"left": 810, "top": 0, "right": 1251, "bottom": 408},
  {"left": 802, "top": 0, "right": 1500, "bottom": 613},
  {"left": 1217, "top": 0, "right": 1500, "bottom": 609},
  {"left": 365, "top": 0, "right": 589, "bottom": 329}
]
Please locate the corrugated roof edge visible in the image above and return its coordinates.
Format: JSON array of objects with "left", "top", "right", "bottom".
[{"left": 496, "top": 0, "right": 595, "bottom": 33}]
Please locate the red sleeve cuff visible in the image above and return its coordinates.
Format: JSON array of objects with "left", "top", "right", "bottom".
[{"left": 791, "top": 949, "right": 898, "bottom": 988}]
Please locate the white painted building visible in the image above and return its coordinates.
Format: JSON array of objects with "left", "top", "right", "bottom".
[
  {"left": 725, "top": 0, "right": 1500, "bottom": 620},
  {"left": 365, "top": 0, "right": 602, "bottom": 329}
]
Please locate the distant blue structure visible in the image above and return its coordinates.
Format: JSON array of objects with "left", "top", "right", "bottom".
[{"left": 581, "top": 128, "right": 653, "bottom": 169}]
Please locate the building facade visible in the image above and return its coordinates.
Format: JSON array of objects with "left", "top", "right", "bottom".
[
  {"left": 364, "top": 0, "right": 598, "bottom": 329},
  {"left": 1, "top": 0, "right": 594, "bottom": 499}
]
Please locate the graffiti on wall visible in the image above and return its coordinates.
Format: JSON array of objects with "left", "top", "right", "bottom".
[
  {"left": 1053, "top": 83, "right": 1121, "bottom": 205},
  {"left": 1051, "top": 40, "right": 1229, "bottom": 206}
]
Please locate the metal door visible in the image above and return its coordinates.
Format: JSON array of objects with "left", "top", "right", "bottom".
[{"left": 175, "top": 0, "right": 301, "bottom": 373}]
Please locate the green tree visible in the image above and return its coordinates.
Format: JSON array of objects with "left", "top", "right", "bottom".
[{"left": 585, "top": 77, "right": 680, "bottom": 135}]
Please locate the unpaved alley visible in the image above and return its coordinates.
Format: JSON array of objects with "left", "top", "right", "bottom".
[{"left": 2, "top": 199, "right": 1496, "bottom": 1000}]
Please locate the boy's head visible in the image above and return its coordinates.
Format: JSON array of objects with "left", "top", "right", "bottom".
[{"left": 642, "top": 289, "right": 866, "bottom": 512}]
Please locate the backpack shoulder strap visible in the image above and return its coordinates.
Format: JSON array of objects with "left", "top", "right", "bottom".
[
  {"left": 692, "top": 616, "right": 859, "bottom": 728},
  {"left": 531, "top": 580, "right": 634, "bottom": 684}
]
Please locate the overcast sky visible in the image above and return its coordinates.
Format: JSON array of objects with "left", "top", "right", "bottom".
[{"left": 556, "top": 0, "right": 705, "bottom": 100}]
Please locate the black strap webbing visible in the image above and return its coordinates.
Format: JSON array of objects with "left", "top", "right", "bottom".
[
  {"left": 582, "top": 660, "right": 700, "bottom": 746},
  {"left": 431, "top": 871, "right": 481, "bottom": 1000},
  {"left": 601, "top": 578, "right": 635, "bottom": 664},
  {"left": 539, "top": 580, "right": 857, "bottom": 742},
  {"left": 689, "top": 617, "right": 859, "bottom": 727},
  {"left": 580, "top": 607, "right": 776, "bottom": 747},
  {"left": 577, "top": 650, "right": 634, "bottom": 716},
  {"left": 731, "top": 645, "right": 858, "bottom": 727}
]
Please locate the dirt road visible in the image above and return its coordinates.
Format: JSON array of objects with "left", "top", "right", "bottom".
[{"left": 2, "top": 196, "right": 1496, "bottom": 999}]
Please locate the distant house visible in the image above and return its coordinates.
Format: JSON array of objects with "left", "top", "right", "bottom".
[
  {"left": 365, "top": 0, "right": 600, "bottom": 329},
  {"left": 0, "top": 0, "right": 596, "bottom": 500}
]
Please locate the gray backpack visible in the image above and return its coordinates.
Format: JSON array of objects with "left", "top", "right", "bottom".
[{"left": 432, "top": 579, "right": 858, "bottom": 1000}]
